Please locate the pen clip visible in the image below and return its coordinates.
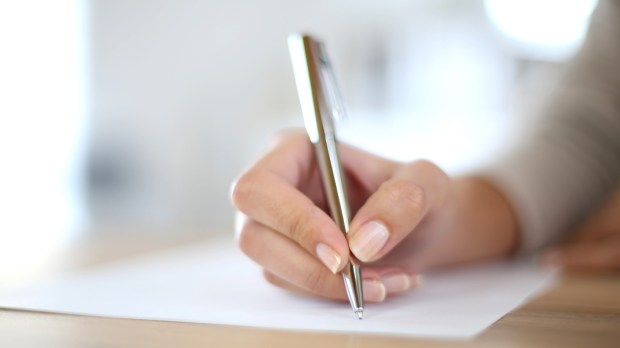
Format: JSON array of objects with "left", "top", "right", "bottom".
[
  {"left": 288, "top": 34, "right": 347, "bottom": 143},
  {"left": 317, "top": 42, "right": 347, "bottom": 123}
]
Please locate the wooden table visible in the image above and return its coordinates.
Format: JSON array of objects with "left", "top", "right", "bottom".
[{"left": 1, "top": 237, "right": 619, "bottom": 347}]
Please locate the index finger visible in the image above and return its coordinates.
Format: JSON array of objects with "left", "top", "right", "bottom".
[
  {"left": 231, "top": 131, "right": 350, "bottom": 273},
  {"left": 347, "top": 160, "right": 450, "bottom": 262}
]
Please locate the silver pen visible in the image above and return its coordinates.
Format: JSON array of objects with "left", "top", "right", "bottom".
[{"left": 288, "top": 33, "right": 364, "bottom": 319}]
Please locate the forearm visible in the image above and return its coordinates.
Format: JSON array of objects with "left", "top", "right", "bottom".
[
  {"left": 415, "top": 177, "right": 519, "bottom": 270},
  {"left": 479, "top": 0, "right": 620, "bottom": 253}
]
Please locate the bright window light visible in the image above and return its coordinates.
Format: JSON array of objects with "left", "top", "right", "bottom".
[
  {"left": 0, "top": 0, "right": 87, "bottom": 284},
  {"left": 484, "top": 0, "right": 598, "bottom": 60}
]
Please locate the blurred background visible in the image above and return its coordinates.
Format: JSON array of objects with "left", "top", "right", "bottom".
[{"left": 0, "top": 0, "right": 597, "bottom": 284}]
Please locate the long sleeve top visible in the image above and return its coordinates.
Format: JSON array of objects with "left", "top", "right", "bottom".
[{"left": 483, "top": 0, "right": 620, "bottom": 252}]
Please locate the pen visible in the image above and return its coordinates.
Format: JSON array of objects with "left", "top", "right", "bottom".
[{"left": 288, "top": 33, "right": 364, "bottom": 319}]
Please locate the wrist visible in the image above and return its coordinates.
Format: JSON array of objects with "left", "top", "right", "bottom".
[{"left": 454, "top": 176, "right": 519, "bottom": 258}]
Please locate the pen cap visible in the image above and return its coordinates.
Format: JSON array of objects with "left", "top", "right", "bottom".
[{"left": 288, "top": 33, "right": 346, "bottom": 144}]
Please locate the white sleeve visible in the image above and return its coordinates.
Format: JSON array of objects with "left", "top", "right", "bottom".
[{"left": 481, "top": 0, "right": 620, "bottom": 253}]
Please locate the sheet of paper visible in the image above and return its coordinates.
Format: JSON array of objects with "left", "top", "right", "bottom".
[{"left": 0, "top": 240, "right": 556, "bottom": 339}]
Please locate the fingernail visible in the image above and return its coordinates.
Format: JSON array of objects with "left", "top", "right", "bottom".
[
  {"left": 362, "top": 279, "right": 386, "bottom": 302},
  {"left": 316, "top": 243, "right": 341, "bottom": 274},
  {"left": 382, "top": 273, "right": 410, "bottom": 294},
  {"left": 382, "top": 273, "right": 424, "bottom": 294},
  {"left": 349, "top": 221, "right": 389, "bottom": 262}
]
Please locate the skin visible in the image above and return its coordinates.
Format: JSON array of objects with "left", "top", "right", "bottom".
[
  {"left": 540, "top": 187, "right": 620, "bottom": 271},
  {"left": 231, "top": 130, "right": 620, "bottom": 303}
]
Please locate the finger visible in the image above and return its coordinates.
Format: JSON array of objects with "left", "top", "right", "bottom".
[
  {"left": 568, "top": 188, "right": 620, "bottom": 243},
  {"left": 263, "top": 267, "right": 423, "bottom": 300},
  {"left": 374, "top": 268, "right": 424, "bottom": 296},
  {"left": 337, "top": 144, "right": 401, "bottom": 214},
  {"left": 238, "top": 217, "right": 388, "bottom": 300},
  {"left": 338, "top": 143, "right": 400, "bottom": 192},
  {"left": 231, "top": 137, "right": 349, "bottom": 274},
  {"left": 347, "top": 160, "right": 450, "bottom": 262},
  {"left": 569, "top": 212, "right": 620, "bottom": 243},
  {"left": 257, "top": 130, "right": 321, "bottom": 192},
  {"left": 263, "top": 270, "right": 390, "bottom": 303},
  {"left": 569, "top": 224, "right": 617, "bottom": 243},
  {"left": 540, "top": 235, "right": 620, "bottom": 271}
]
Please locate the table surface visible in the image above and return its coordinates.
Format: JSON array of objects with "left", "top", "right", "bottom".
[{"left": 1, "top": 237, "right": 620, "bottom": 348}]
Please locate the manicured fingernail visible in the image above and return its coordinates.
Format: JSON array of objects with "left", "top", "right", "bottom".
[
  {"left": 362, "top": 279, "right": 386, "bottom": 302},
  {"left": 316, "top": 243, "right": 341, "bottom": 274},
  {"left": 382, "top": 273, "right": 424, "bottom": 294},
  {"left": 349, "top": 221, "right": 389, "bottom": 262},
  {"left": 382, "top": 273, "right": 410, "bottom": 294}
]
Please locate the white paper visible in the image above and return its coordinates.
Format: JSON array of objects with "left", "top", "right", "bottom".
[{"left": 0, "top": 240, "right": 556, "bottom": 339}]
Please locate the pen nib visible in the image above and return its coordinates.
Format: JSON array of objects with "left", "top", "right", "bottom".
[{"left": 355, "top": 309, "right": 363, "bottom": 320}]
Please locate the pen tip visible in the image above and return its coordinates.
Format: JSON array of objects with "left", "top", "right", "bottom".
[{"left": 355, "top": 309, "right": 363, "bottom": 320}]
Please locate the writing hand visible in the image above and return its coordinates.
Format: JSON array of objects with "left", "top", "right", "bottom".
[{"left": 232, "top": 130, "right": 517, "bottom": 302}]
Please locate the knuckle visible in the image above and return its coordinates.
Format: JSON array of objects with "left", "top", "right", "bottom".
[
  {"left": 417, "top": 159, "right": 449, "bottom": 185},
  {"left": 415, "top": 159, "right": 438, "bottom": 171},
  {"left": 230, "top": 171, "right": 256, "bottom": 211},
  {"left": 289, "top": 216, "right": 310, "bottom": 248},
  {"left": 418, "top": 159, "right": 447, "bottom": 177},
  {"left": 388, "top": 179, "right": 426, "bottom": 213},
  {"left": 273, "top": 128, "right": 307, "bottom": 145},
  {"left": 288, "top": 205, "right": 319, "bottom": 247},
  {"left": 288, "top": 216, "right": 305, "bottom": 244},
  {"left": 303, "top": 268, "right": 326, "bottom": 294},
  {"left": 236, "top": 221, "right": 257, "bottom": 256},
  {"left": 262, "top": 270, "right": 280, "bottom": 286},
  {"left": 234, "top": 212, "right": 248, "bottom": 241},
  {"left": 434, "top": 165, "right": 450, "bottom": 187},
  {"left": 271, "top": 129, "right": 311, "bottom": 156}
]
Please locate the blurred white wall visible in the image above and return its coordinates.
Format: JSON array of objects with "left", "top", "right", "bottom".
[
  {"left": 0, "top": 0, "right": 597, "bottom": 285},
  {"left": 86, "top": 0, "right": 438, "bottom": 235},
  {"left": 0, "top": 0, "right": 596, "bottom": 283},
  {"left": 85, "top": 0, "right": 594, "bottom": 237},
  {"left": 0, "top": 0, "right": 87, "bottom": 282}
]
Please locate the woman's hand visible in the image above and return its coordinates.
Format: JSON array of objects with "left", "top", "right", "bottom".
[
  {"left": 231, "top": 130, "right": 518, "bottom": 302},
  {"left": 541, "top": 187, "right": 620, "bottom": 271}
]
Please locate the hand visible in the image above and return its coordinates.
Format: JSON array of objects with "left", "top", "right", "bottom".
[
  {"left": 231, "top": 130, "right": 517, "bottom": 302},
  {"left": 541, "top": 187, "right": 620, "bottom": 271}
]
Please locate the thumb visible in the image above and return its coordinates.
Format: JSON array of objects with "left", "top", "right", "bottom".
[{"left": 347, "top": 160, "right": 450, "bottom": 262}]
